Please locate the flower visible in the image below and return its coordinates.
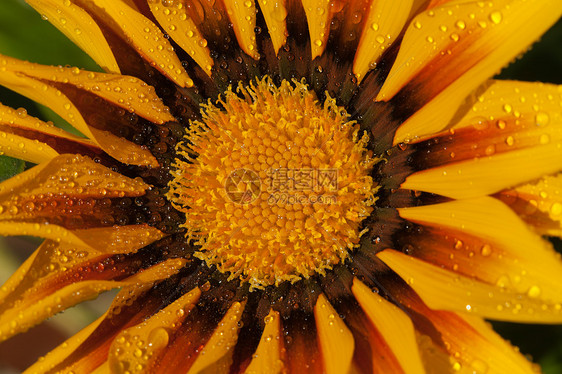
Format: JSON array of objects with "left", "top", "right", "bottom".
[{"left": 0, "top": 0, "right": 561, "bottom": 372}]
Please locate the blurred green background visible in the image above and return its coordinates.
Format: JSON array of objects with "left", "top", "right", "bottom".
[{"left": 0, "top": 0, "right": 560, "bottom": 372}]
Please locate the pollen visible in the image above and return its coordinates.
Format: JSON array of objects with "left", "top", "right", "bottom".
[{"left": 167, "top": 77, "right": 379, "bottom": 290}]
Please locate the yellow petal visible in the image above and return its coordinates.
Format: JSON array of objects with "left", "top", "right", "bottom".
[
  {"left": 314, "top": 293, "right": 354, "bottom": 374},
  {"left": 0, "top": 221, "right": 85, "bottom": 245},
  {"left": 497, "top": 173, "right": 562, "bottom": 236},
  {"left": 257, "top": 0, "right": 288, "bottom": 55},
  {"left": 353, "top": 0, "right": 413, "bottom": 81},
  {"left": 0, "top": 258, "right": 187, "bottom": 342},
  {"left": 0, "top": 130, "right": 59, "bottom": 164},
  {"left": 85, "top": 0, "right": 193, "bottom": 87},
  {"left": 302, "top": 0, "right": 331, "bottom": 60},
  {"left": 396, "top": 197, "right": 562, "bottom": 320},
  {"left": 0, "top": 56, "right": 159, "bottom": 166},
  {"left": 0, "top": 225, "right": 163, "bottom": 311},
  {"left": 402, "top": 81, "right": 562, "bottom": 199},
  {"left": 108, "top": 287, "right": 202, "bottom": 374},
  {"left": 380, "top": 248, "right": 562, "bottom": 323},
  {"left": 2, "top": 56, "right": 175, "bottom": 124},
  {"left": 224, "top": 0, "right": 259, "bottom": 60},
  {"left": 0, "top": 103, "right": 99, "bottom": 163},
  {"left": 0, "top": 154, "right": 148, "bottom": 224},
  {"left": 148, "top": 0, "right": 213, "bottom": 75},
  {"left": 458, "top": 315, "right": 537, "bottom": 374},
  {"left": 403, "top": 294, "right": 537, "bottom": 374},
  {"left": 245, "top": 309, "right": 284, "bottom": 374},
  {"left": 24, "top": 282, "right": 163, "bottom": 373},
  {"left": 24, "top": 311, "right": 109, "bottom": 374},
  {"left": 377, "top": 0, "right": 562, "bottom": 144},
  {"left": 352, "top": 279, "right": 425, "bottom": 374},
  {"left": 26, "top": 0, "right": 120, "bottom": 73},
  {"left": 187, "top": 301, "right": 246, "bottom": 374}
]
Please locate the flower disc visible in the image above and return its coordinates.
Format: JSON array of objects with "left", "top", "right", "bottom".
[{"left": 168, "top": 77, "right": 378, "bottom": 289}]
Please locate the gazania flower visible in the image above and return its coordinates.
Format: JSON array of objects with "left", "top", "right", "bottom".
[{"left": 1, "top": 0, "right": 561, "bottom": 372}]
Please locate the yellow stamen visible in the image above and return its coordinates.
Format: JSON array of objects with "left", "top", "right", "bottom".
[{"left": 168, "top": 77, "right": 379, "bottom": 290}]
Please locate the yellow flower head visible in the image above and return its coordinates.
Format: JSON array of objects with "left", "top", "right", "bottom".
[{"left": 0, "top": 0, "right": 561, "bottom": 373}]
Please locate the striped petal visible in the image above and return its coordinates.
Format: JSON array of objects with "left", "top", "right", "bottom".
[
  {"left": 108, "top": 287, "right": 202, "bottom": 373},
  {"left": 245, "top": 309, "right": 283, "bottom": 374},
  {"left": 399, "top": 80, "right": 562, "bottom": 199},
  {"left": 314, "top": 293, "right": 354, "bottom": 374},
  {"left": 377, "top": 0, "right": 562, "bottom": 144},
  {"left": 302, "top": 0, "right": 332, "bottom": 60},
  {"left": 83, "top": 0, "right": 192, "bottom": 87},
  {"left": 257, "top": 0, "right": 288, "bottom": 55},
  {"left": 0, "top": 154, "right": 149, "bottom": 228},
  {"left": 0, "top": 55, "right": 164, "bottom": 167},
  {"left": 380, "top": 197, "right": 562, "bottom": 322},
  {"left": 353, "top": 0, "right": 413, "bottom": 81},
  {"left": 24, "top": 280, "right": 178, "bottom": 373},
  {"left": 224, "top": 0, "right": 259, "bottom": 60},
  {"left": 26, "top": 0, "right": 120, "bottom": 73},
  {"left": 148, "top": 0, "right": 213, "bottom": 75},
  {"left": 411, "top": 302, "right": 537, "bottom": 374},
  {"left": 0, "top": 103, "right": 102, "bottom": 164},
  {"left": 352, "top": 279, "right": 425, "bottom": 374},
  {"left": 0, "top": 258, "right": 185, "bottom": 343},
  {"left": 368, "top": 270, "right": 539, "bottom": 374},
  {"left": 497, "top": 173, "right": 562, "bottom": 236},
  {"left": 188, "top": 301, "right": 246, "bottom": 373}
]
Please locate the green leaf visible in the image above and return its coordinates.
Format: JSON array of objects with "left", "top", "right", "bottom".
[
  {"left": 0, "top": 0, "right": 100, "bottom": 70},
  {"left": 0, "top": 155, "right": 25, "bottom": 182}
]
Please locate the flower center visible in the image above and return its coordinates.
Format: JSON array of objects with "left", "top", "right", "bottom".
[{"left": 168, "top": 77, "right": 378, "bottom": 290}]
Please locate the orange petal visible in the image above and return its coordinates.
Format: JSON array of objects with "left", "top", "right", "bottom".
[
  {"left": 314, "top": 293, "right": 354, "bottom": 374},
  {"left": 223, "top": 0, "right": 259, "bottom": 60},
  {"left": 0, "top": 154, "right": 148, "bottom": 228},
  {"left": 377, "top": 277, "right": 539, "bottom": 374},
  {"left": 496, "top": 173, "right": 562, "bottom": 236},
  {"left": 352, "top": 279, "right": 425, "bottom": 374},
  {"left": 148, "top": 0, "right": 213, "bottom": 75},
  {"left": 0, "top": 56, "right": 160, "bottom": 167},
  {"left": 108, "top": 287, "right": 201, "bottom": 373},
  {"left": 377, "top": 0, "right": 562, "bottom": 143},
  {"left": 245, "top": 309, "right": 284, "bottom": 374},
  {"left": 302, "top": 0, "right": 332, "bottom": 60},
  {"left": 401, "top": 80, "right": 562, "bottom": 199},
  {"left": 257, "top": 0, "right": 288, "bottom": 55},
  {"left": 389, "top": 197, "right": 562, "bottom": 322},
  {"left": 24, "top": 281, "right": 172, "bottom": 373},
  {"left": 187, "top": 301, "right": 246, "bottom": 374},
  {"left": 412, "top": 303, "right": 536, "bottom": 373},
  {"left": 0, "top": 103, "right": 102, "bottom": 164},
  {"left": 0, "top": 258, "right": 186, "bottom": 342},
  {"left": 26, "top": 0, "right": 120, "bottom": 73},
  {"left": 25, "top": 310, "right": 110, "bottom": 373},
  {"left": 353, "top": 0, "right": 413, "bottom": 81},
  {"left": 0, "top": 225, "right": 163, "bottom": 311},
  {"left": 1, "top": 54, "right": 175, "bottom": 122},
  {"left": 78, "top": 0, "right": 192, "bottom": 87}
]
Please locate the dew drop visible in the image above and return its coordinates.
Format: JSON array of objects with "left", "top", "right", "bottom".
[
  {"left": 489, "top": 11, "right": 502, "bottom": 24},
  {"left": 480, "top": 244, "right": 492, "bottom": 256},
  {"left": 527, "top": 285, "right": 541, "bottom": 298},
  {"left": 551, "top": 202, "right": 562, "bottom": 216},
  {"left": 535, "top": 111, "right": 550, "bottom": 126}
]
